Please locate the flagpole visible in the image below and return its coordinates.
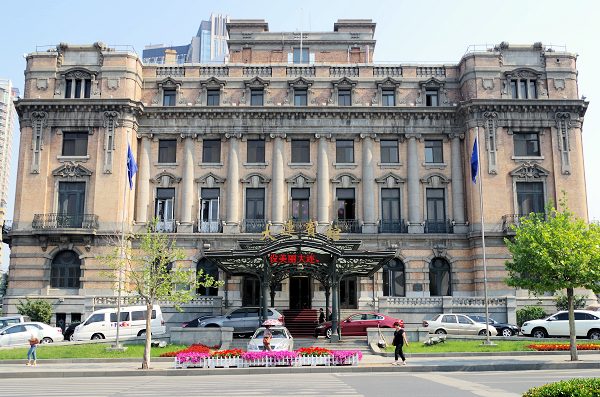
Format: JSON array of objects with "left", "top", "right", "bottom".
[{"left": 476, "top": 126, "right": 493, "bottom": 345}]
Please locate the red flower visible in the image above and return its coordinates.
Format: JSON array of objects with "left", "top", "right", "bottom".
[
  {"left": 527, "top": 343, "right": 600, "bottom": 351},
  {"left": 160, "top": 343, "right": 211, "bottom": 358}
]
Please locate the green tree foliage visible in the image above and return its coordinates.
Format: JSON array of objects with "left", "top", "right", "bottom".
[
  {"left": 555, "top": 293, "right": 587, "bottom": 312},
  {"left": 0, "top": 272, "right": 7, "bottom": 297},
  {"left": 523, "top": 378, "right": 600, "bottom": 397},
  {"left": 516, "top": 306, "right": 547, "bottom": 327},
  {"left": 505, "top": 197, "right": 600, "bottom": 361},
  {"left": 102, "top": 219, "right": 223, "bottom": 369},
  {"left": 17, "top": 298, "right": 52, "bottom": 324}
]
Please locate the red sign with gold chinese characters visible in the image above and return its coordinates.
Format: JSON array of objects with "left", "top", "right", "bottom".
[{"left": 268, "top": 253, "right": 320, "bottom": 265}]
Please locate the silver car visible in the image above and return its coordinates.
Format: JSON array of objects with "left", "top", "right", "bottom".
[
  {"left": 0, "top": 322, "right": 64, "bottom": 346},
  {"left": 422, "top": 314, "right": 498, "bottom": 336},
  {"left": 198, "top": 307, "right": 284, "bottom": 335},
  {"left": 247, "top": 326, "right": 294, "bottom": 351}
]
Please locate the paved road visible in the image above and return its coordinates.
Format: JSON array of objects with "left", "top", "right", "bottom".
[{"left": 1, "top": 369, "right": 597, "bottom": 397}]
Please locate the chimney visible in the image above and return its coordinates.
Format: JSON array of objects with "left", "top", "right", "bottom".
[{"left": 164, "top": 49, "right": 177, "bottom": 64}]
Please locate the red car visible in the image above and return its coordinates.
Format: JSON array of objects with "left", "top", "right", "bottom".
[{"left": 314, "top": 312, "right": 403, "bottom": 338}]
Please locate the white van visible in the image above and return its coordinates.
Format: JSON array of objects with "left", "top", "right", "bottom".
[{"left": 72, "top": 305, "right": 166, "bottom": 341}]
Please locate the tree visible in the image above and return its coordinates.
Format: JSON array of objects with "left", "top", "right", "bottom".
[
  {"left": 103, "top": 219, "right": 222, "bottom": 369},
  {"left": 505, "top": 197, "right": 600, "bottom": 361},
  {"left": 0, "top": 271, "right": 7, "bottom": 297},
  {"left": 17, "top": 298, "right": 52, "bottom": 324}
]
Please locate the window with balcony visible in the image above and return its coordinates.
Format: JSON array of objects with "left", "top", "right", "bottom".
[
  {"left": 429, "top": 257, "right": 451, "bottom": 296},
  {"left": 202, "top": 139, "right": 221, "bottom": 163},
  {"left": 158, "top": 140, "right": 177, "bottom": 163},
  {"left": 250, "top": 89, "right": 264, "bottom": 106},
  {"left": 380, "top": 188, "right": 402, "bottom": 233},
  {"left": 196, "top": 258, "right": 219, "bottom": 296},
  {"left": 510, "top": 79, "right": 537, "bottom": 99},
  {"left": 247, "top": 139, "right": 265, "bottom": 163},
  {"left": 336, "top": 188, "right": 357, "bottom": 232},
  {"left": 383, "top": 259, "right": 405, "bottom": 296},
  {"left": 336, "top": 140, "right": 354, "bottom": 163},
  {"left": 50, "top": 250, "right": 81, "bottom": 289},
  {"left": 62, "top": 132, "right": 88, "bottom": 156},
  {"left": 58, "top": 182, "right": 85, "bottom": 228},
  {"left": 513, "top": 132, "right": 540, "bottom": 157},
  {"left": 294, "top": 89, "right": 307, "bottom": 106},
  {"left": 293, "top": 47, "right": 309, "bottom": 64},
  {"left": 516, "top": 182, "right": 544, "bottom": 215},
  {"left": 163, "top": 89, "right": 176, "bottom": 106},
  {"left": 425, "top": 89, "right": 439, "bottom": 106},
  {"left": 291, "top": 188, "right": 310, "bottom": 222},
  {"left": 425, "top": 140, "right": 443, "bottom": 163},
  {"left": 380, "top": 140, "right": 399, "bottom": 163},
  {"left": 426, "top": 188, "right": 447, "bottom": 233},
  {"left": 291, "top": 139, "right": 310, "bottom": 163},
  {"left": 245, "top": 188, "right": 265, "bottom": 232},
  {"left": 338, "top": 89, "right": 352, "bottom": 106},
  {"left": 200, "top": 188, "right": 220, "bottom": 233},
  {"left": 155, "top": 188, "right": 175, "bottom": 232},
  {"left": 382, "top": 89, "right": 395, "bottom": 106},
  {"left": 207, "top": 89, "right": 220, "bottom": 106}
]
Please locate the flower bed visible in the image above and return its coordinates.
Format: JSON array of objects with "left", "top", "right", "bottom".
[
  {"left": 527, "top": 343, "right": 600, "bottom": 351},
  {"left": 161, "top": 343, "right": 211, "bottom": 358},
  {"left": 174, "top": 352, "right": 210, "bottom": 368}
]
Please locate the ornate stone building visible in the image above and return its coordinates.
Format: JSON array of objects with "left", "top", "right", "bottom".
[{"left": 2, "top": 19, "right": 588, "bottom": 327}]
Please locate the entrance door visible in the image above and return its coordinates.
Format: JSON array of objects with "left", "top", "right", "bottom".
[
  {"left": 289, "top": 276, "right": 311, "bottom": 309},
  {"left": 242, "top": 275, "right": 260, "bottom": 307},
  {"left": 339, "top": 276, "right": 357, "bottom": 309}
]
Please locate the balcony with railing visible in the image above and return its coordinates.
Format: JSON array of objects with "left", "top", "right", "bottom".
[
  {"left": 378, "top": 219, "right": 407, "bottom": 233},
  {"left": 424, "top": 219, "right": 454, "bottom": 234},
  {"left": 32, "top": 213, "right": 99, "bottom": 231},
  {"left": 197, "top": 220, "right": 223, "bottom": 233},
  {"left": 334, "top": 219, "right": 361, "bottom": 234},
  {"left": 242, "top": 219, "right": 267, "bottom": 233}
]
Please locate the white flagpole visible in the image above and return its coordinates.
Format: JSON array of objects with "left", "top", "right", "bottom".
[{"left": 476, "top": 126, "right": 492, "bottom": 345}]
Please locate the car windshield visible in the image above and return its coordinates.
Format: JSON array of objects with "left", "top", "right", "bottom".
[{"left": 253, "top": 328, "right": 287, "bottom": 339}]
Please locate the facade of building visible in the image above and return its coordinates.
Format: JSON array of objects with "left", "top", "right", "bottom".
[
  {"left": 2, "top": 19, "right": 589, "bottom": 327},
  {"left": 142, "top": 13, "right": 229, "bottom": 64},
  {"left": 0, "top": 79, "right": 18, "bottom": 269}
]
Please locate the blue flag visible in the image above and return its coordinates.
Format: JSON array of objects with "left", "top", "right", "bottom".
[
  {"left": 471, "top": 138, "right": 478, "bottom": 184},
  {"left": 127, "top": 143, "right": 138, "bottom": 190}
]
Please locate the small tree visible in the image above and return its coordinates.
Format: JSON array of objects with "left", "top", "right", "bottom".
[
  {"left": 103, "top": 219, "right": 222, "bottom": 369},
  {"left": 505, "top": 197, "right": 600, "bottom": 361},
  {"left": 17, "top": 298, "right": 52, "bottom": 324},
  {"left": 555, "top": 293, "right": 587, "bottom": 312}
]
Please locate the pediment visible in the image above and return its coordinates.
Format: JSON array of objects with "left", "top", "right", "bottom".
[
  {"left": 331, "top": 173, "right": 360, "bottom": 186},
  {"left": 375, "top": 172, "right": 405, "bottom": 186},
  {"left": 52, "top": 162, "right": 92, "bottom": 179},
  {"left": 332, "top": 77, "right": 357, "bottom": 88},
  {"left": 152, "top": 171, "right": 182, "bottom": 186},
  {"left": 201, "top": 77, "right": 226, "bottom": 89},
  {"left": 240, "top": 173, "right": 271, "bottom": 186},
  {"left": 62, "top": 68, "right": 96, "bottom": 79},
  {"left": 510, "top": 162, "right": 549, "bottom": 180},
  {"left": 376, "top": 77, "right": 401, "bottom": 88},
  {"left": 244, "top": 76, "right": 270, "bottom": 88},
  {"left": 195, "top": 172, "right": 226, "bottom": 187},
  {"left": 158, "top": 77, "right": 182, "bottom": 88},
  {"left": 419, "top": 77, "right": 445, "bottom": 88},
  {"left": 287, "top": 77, "right": 313, "bottom": 88},
  {"left": 504, "top": 68, "right": 542, "bottom": 79},
  {"left": 420, "top": 173, "right": 450, "bottom": 186},
  {"left": 285, "top": 173, "right": 316, "bottom": 187}
]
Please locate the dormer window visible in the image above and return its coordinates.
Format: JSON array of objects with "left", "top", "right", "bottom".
[{"left": 64, "top": 70, "right": 92, "bottom": 98}]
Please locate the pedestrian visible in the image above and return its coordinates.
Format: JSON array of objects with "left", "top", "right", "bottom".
[
  {"left": 318, "top": 308, "right": 325, "bottom": 324},
  {"left": 26, "top": 333, "right": 39, "bottom": 366},
  {"left": 262, "top": 325, "right": 273, "bottom": 351},
  {"left": 327, "top": 308, "right": 332, "bottom": 321},
  {"left": 392, "top": 321, "right": 408, "bottom": 366}
]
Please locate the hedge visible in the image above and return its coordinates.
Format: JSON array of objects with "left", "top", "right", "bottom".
[{"left": 523, "top": 378, "right": 600, "bottom": 397}]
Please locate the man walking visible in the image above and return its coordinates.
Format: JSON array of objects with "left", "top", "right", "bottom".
[{"left": 392, "top": 321, "right": 408, "bottom": 366}]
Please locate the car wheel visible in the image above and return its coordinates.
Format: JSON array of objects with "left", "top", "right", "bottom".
[
  {"left": 325, "top": 328, "right": 332, "bottom": 339},
  {"left": 477, "top": 329, "right": 490, "bottom": 336},
  {"left": 68, "top": 334, "right": 74, "bottom": 342},
  {"left": 41, "top": 337, "right": 53, "bottom": 344},
  {"left": 532, "top": 328, "right": 547, "bottom": 338},
  {"left": 138, "top": 330, "right": 146, "bottom": 337},
  {"left": 435, "top": 329, "right": 447, "bottom": 335},
  {"left": 91, "top": 333, "right": 104, "bottom": 340},
  {"left": 588, "top": 329, "right": 600, "bottom": 340},
  {"left": 501, "top": 328, "right": 514, "bottom": 337}
]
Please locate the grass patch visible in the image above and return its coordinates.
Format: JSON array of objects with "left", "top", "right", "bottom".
[
  {"left": 0, "top": 343, "right": 187, "bottom": 360},
  {"left": 383, "top": 340, "right": 542, "bottom": 354}
]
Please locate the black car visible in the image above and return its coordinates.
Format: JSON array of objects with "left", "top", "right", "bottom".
[
  {"left": 63, "top": 322, "right": 81, "bottom": 341},
  {"left": 466, "top": 315, "right": 520, "bottom": 337}
]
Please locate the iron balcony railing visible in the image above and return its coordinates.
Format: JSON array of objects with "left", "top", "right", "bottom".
[
  {"left": 334, "top": 219, "right": 361, "bottom": 233},
  {"left": 424, "top": 219, "right": 454, "bottom": 234},
  {"left": 378, "top": 219, "right": 407, "bottom": 233},
  {"left": 243, "top": 219, "right": 267, "bottom": 233},
  {"left": 32, "top": 213, "right": 99, "bottom": 230},
  {"left": 198, "top": 220, "right": 222, "bottom": 233},
  {"left": 1, "top": 219, "right": 12, "bottom": 235},
  {"left": 501, "top": 213, "right": 547, "bottom": 233},
  {"left": 154, "top": 221, "right": 177, "bottom": 233}
]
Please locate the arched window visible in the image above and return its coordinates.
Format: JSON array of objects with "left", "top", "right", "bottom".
[
  {"left": 383, "top": 259, "right": 405, "bottom": 296},
  {"left": 50, "top": 250, "right": 81, "bottom": 288},
  {"left": 429, "top": 257, "right": 451, "bottom": 296},
  {"left": 196, "top": 258, "right": 219, "bottom": 296}
]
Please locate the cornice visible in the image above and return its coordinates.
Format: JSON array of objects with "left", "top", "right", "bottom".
[
  {"left": 458, "top": 99, "right": 588, "bottom": 118},
  {"left": 15, "top": 99, "right": 145, "bottom": 118}
]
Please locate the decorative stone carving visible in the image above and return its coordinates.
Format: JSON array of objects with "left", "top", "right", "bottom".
[
  {"left": 509, "top": 162, "right": 550, "bottom": 181},
  {"left": 555, "top": 112, "right": 572, "bottom": 175},
  {"left": 195, "top": 172, "right": 226, "bottom": 187},
  {"left": 285, "top": 173, "right": 316, "bottom": 188},
  {"left": 482, "top": 79, "right": 494, "bottom": 90},
  {"left": 483, "top": 112, "right": 498, "bottom": 175},
  {"left": 420, "top": 173, "right": 450, "bottom": 187},
  {"left": 375, "top": 172, "right": 405, "bottom": 188},
  {"left": 553, "top": 79, "right": 565, "bottom": 91},
  {"left": 30, "top": 111, "right": 47, "bottom": 174},
  {"left": 52, "top": 162, "right": 93, "bottom": 180},
  {"left": 152, "top": 171, "right": 182, "bottom": 186},
  {"left": 102, "top": 111, "right": 119, "bottom": 174},
  {"left": 107, "top": 78, "right": 119, "bottom": 90},
  {"left": 240, "top": 173, "right": 271, "bottom": 187},
  {"left": 331, "top": 173, "right": 360, "bottom": 188},
  {"left": 36, "top": 79, "right": 48, "bottom": 91}
]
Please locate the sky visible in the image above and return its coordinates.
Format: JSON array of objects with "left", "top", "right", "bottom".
[{"left": 1, "top": 0, "right": 599, "bottom": 270}]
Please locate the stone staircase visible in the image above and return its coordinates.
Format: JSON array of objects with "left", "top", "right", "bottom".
[{"left": 282, "top": 309, "right": 319, "bottom": 337}]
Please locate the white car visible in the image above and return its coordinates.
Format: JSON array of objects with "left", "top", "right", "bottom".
[
  {"left": 247, "top": 326, "right": 294, "bottom": 351},
  {"left": 521, "top": 310, "right": 600, "bottom": 339},
  {"left": 422, "top": 314, "right": 498, "bottom": 336},
  {"left": 0, "top": 322, "right": 64, "bottom": 346}
]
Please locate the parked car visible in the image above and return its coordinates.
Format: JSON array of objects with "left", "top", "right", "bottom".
[
  {"left": 0, "top": 322, "right": 64, "bottom": 346},
  {"left": 247, "top": 326, "right": 294, "bottom": 351},
  {"left": 72, "top": 305, "right": 166, "bottom": 341},
  {"left": 521, "top": 310, "right": 600, "bottom": 339},
  {"left": 181, "top": 315, "right": 213, "bottom": 328},
  {"left": 196, "top": 307, "right": 284, "bottom": 335},
  {"left": 466, "top": 315, "right": 520, "bottom": 337},
  {"left": 0, "top": 315, "right": 30, "bottom": 329},
  {"left": 315, "top": 312, "right": 401, "bottom": 339},
  {"left": 422, "top": 314, "right": 498, "bottom": 336},
  {"left": 63, "top": 322, "right": 82, "bottom": 341}
]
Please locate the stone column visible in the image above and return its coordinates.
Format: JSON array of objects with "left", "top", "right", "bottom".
[
  {"left": 317, "top": 135, "right": 330, "bottom": 232},
  {"left": 361, "top": 134, "right": 377, "bottom": 233},
  {"left": 407, "top": 134, "right": 424, "bottom": 233},
  {"left": 271, "top": 134, "right": 285, "bottom": 232},
  {"left": 450, "top": 133, "right": 467, "bottom": 233},
  {"left": 224, "top": 134, "right": 241, "bottom": 233},
  {"left": 135, "top": 136, "right": 151, "bottom": 224},
  {"left": 179, "top": 135, "right": 195, "bottom": 232}
]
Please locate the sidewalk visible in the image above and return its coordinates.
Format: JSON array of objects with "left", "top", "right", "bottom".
[{"left": 1, "top": 352, "right": 599, "bottom": 379}]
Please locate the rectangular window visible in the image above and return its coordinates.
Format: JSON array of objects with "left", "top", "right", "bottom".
[
  {"left": 250, "top": 89, "right": 264, "bottom": 106},
  {"left": 207, "top": 89, "right": 220, "bottom": 106},
  {"left": 511, "top": 79, "right": 537, "bottom": 99},
  {"left": 158, "top": 140, "right": 177, "bottom": 163},
  {"left": 382, "top": 89, "right": 395, "bottom": 106},
  {"left": 381, "top": 188, "right": 401, "bottom": 221},
  {"left": 58, "top": 182, "right": 86, "bottom": 227},
  {"left": 247, "top": 139, "right": 265, "bottom": 163},
  {"left": 513, "top": 133, "right": 540, "bottom": 157},
  {"left": 291, "top": 188, "right": 310, "bottom": 222},
  {"left": 510, "top": 80, "right": 518, "bottom": 99},
  {"left": 200, "top": 188, "right": 220, "bottom": 232},
  {"left": 380, "top": 140, "right": 399, "bottom": 163},
  {"left": 425, "top": 140, "right": 443, "bottom": 163},
  {"left": 336, "top": 188, "right": 356, "bottom": 220},
  {"left": 62, "top": 132, "right": 88, "bottom": 156},
  {"left": 293, "top": 47, "right": 309, "bottom": 64},
  {"left": 246, "top": 188, "right": 265, "bottom": 220},
  {"left": 294, "top": 89, "right": 307, "bottom": 106},
  {"left": 338, "top": 89, "right": 352, "bottom": 106},
  {"left": 65, "top": 79, "right": 91, "bottom": 99},
  {"left": 155, "top": 188, "right": 175, "bottom": 232},
  {"left": 426, "top": 188, "right": 446, "bottom": 233},
  {"left": 528, "top": 81, "right": 537, "bottom": 99},
  {"left": 425, "top": 89, "right": 439, "bottom": 106},
  {"left": 336, "top": 140, "right": 354, "bottom": 163},
  {"left": 202, "top": 139, "right": 221, "bottom": 163},
  {"left": 291, "top": 139, "right": 310, "bottom": 163},
  {"left": 163, "top": 89, "right": 176, "bottom": 106},
  {"left": 516, "top": 182, "right": 544, "bottom": 215}
]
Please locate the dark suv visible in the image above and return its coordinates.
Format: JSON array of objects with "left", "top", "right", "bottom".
[{"left": 191, "top": 307, "right": 284, "bottom": 334}]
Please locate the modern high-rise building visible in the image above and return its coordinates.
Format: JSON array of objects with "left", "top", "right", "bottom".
[
  {"left": 142, "top": 13, "right": 229, "bottom": 64},
  {"left": 2, "top": 19, "right": 590, "bottom": 330},
  {"left": 0, "top": 79, "right": 18, "bottom": 269}
]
